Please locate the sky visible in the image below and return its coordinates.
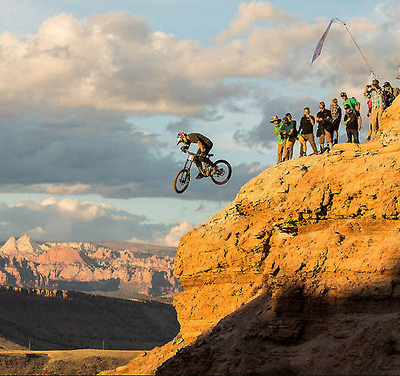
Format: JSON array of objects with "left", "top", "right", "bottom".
[{"left": 0, "top": 0, "right": 399, "bottom": 245}]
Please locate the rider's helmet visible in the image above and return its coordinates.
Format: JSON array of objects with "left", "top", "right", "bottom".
[{"left": 176, "top": 132, "right": 188, "bottom": 145}]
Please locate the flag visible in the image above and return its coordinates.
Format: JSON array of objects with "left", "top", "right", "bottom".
[{"left": 311, "top": 19, "right": 334, "bottom": 65}]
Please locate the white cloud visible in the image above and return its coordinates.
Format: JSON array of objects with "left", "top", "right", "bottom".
[
  {"left": 154, "top": 221, "right": 193, "bottom": 247},
  {"left": 0, "top": 5, "right": 398, "bottom": 119},
  {"left": 215, "top": 1, "right": 293, "bottom": 43},
  {"left": 0, "top": 197, "right": 171, "bottom": 243}
]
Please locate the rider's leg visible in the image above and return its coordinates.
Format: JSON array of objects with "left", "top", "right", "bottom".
[{"left": 197, "top": 146, "right": 215, "bottom": 174}]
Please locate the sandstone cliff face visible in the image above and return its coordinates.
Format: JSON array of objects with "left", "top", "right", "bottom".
[
  {"left": 0, "top": 236, "right": 180, "bottom": 298},
  {"left": 108, "top": 98, "right": 400, "bottom": 375}
]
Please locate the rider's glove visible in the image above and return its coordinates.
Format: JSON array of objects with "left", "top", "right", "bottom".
[{"left": 180, "top": 145, "right": 189, "bottom": 152}]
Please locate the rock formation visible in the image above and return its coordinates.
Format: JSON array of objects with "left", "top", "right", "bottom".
[
  {"left": 0, "top": 235, "right": 180, "bottom": 298},
  {"left": 108, "top": 97, "right": 400, "bottom": 375}
]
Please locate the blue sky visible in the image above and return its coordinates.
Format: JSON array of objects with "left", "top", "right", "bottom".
[{"left": 0, "top": 0, "right": 398, "bottom": 245}]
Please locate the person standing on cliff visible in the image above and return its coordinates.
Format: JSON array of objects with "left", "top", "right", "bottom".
[
  {"left": 285, "top": 112, "right": 307, "bottom": 159},
  {"left": 298, "top": 107, "right": 318, "bottom": 156},
  {"left": 340, "top": 92, "right": 360, "bottom": 111},
  {"left": 316, "top": 102, "right": 333, "bottom": 153},
  {"left": 343, "top": 104, "right": 361, "bottom": 144},
  {"left": 382, "top": 81, "right": 399, "bottom": 110},
  {"left": 330, "top": 98, "right": 342, "bottom": 145},
  {"left": 271, "top": 115, "right": 285, "bottom": 164},
  {"left": 280, "top": 116, "right": 297, "bottom": 161},
  {"left": 364, "top": 79, "right": 384, "bottom": 139}
]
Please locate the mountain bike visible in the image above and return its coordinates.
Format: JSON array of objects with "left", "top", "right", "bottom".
[{"left": 174, "top": 149, "right": 232, "bottom": 194}]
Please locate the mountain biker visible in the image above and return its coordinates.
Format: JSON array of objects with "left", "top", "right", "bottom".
[{"left": 176, "top": 132, "right": 217, "bottom": 179}]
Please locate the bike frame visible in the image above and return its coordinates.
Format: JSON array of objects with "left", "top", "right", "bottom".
[{"left": 183, "top": 150, "right": 213, "bottom": 176}]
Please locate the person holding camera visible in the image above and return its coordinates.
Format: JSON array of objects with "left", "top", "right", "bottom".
[
  {"left": 298, "top": 107, "right": 318, "bottom": 156},
  {"left": 364, "top": 79, "right": 384, "bottom": 138}
]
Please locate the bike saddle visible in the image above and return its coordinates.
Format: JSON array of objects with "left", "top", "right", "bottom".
[{"left": 208, "top": 153, "right": 214, "bottom": 157}]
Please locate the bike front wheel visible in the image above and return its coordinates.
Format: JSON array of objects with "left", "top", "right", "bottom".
[
  {"left": 210, "top": 160, "right": 232, "bottom": 185},
  {"left": 174, "top": 168, "right": 190, "bottom": 194}
]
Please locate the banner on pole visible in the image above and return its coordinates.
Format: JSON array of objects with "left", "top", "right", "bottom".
[{"left": 311, "top": 19, "right": 334, "bottom": 65}]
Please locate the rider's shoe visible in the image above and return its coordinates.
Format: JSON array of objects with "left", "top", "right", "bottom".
[{"left": 196, "top": 173, "right": 205, "bottom": 180}]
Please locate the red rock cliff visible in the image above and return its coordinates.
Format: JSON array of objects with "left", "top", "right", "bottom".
[{"left": 110, "top": 97, "right": 400, "bottom": 375}]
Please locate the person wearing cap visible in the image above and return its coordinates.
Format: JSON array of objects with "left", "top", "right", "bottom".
[
  {"left": 343, "top": 104, "right": 361, "bottom": 144},
  {"left": 364, "top": 79, "right": 384, "bottom": 138},
  {"left": 340, "top": 92, "right": 360, "bottom": 111},
  {"left": 330, "top": 98, "right": 342, "bottom": 145},
  {"left": 316, "top": 101, "right": 333, "bottom": 153},
  {"left": 382, "top": 81, "right": 399, "bottom": 109},
  {"left": 271, "top": 115, "right": 285, "bottom": 164},
  {"left": 298, "top": 107, "right": 318, "bottom": 156}
]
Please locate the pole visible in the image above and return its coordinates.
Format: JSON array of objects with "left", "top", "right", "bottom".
[{"left": 334, "top": 18, "right": 374, "bottom": 76}]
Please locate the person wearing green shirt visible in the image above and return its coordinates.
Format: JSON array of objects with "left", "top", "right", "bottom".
[
  {"left": 271, "top": 115, "right": 285, "bottom": 164},
  {"left": 340, "top": 92, "right": 359, "bottom": 111}
]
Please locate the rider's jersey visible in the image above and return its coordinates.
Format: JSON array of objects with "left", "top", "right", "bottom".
[{"left": 186, "top": 133, "right": 213, "bottom": 150}]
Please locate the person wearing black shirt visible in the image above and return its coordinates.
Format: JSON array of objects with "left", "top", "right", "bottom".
[
  {"left": 343, "top": 104, "right": 361, "bottom": 144},
  {"left": 298, "top": 107, "right": 318, "bottom": 156},
  {"left": 316, "top": 101, "right": 333, "bottom": 153},
  {"left": 177, "top": 132, "right": 216, "bottom": 179}
]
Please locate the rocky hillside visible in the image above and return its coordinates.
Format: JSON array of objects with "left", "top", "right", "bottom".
[
  {"left": 0, "top": 285, "right": 179, "bottom": 351},
  {"left": 0, "top": 235, "right": 180, "bottom": 299},
  {"left": 106, "top": 97, "right": 400, "bottom": 376}
]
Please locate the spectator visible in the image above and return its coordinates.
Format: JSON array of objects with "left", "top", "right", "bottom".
[
  {"left": 271, "top": 115, "right": 285, "bottom": 164},
  {"left": 366, "top": 99, "right": 373, "bottom": 141},
  {"left": 280, "top": 116, "right": 296, "bottom": 161},
  {"left": 316, "top": 102, "right": 333, "bottom": 153},
  {"left": 330, "top": 98, "right": 342, "bottom": 145},
  {"left": 382, "top": 81, "right": 399, "bottom": 109},
  {"left": 298, "top": 107, "right": 318, "bottom": 156},
  {"left": 364, "top": 79, "right": 384, "bottom": 138},
  {"left": 340, "top": 92, "right": 360, "bottom": 111},
  {"left": 285, "top": 112, "right": 306, "bottom": 159},
  {"left": 343, "top": 104, "right": 361, "bottom": 144}
]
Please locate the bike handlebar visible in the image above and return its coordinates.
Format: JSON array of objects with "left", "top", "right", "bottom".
[{"left": 180, "top": 148, "right": 214, "bottom": 157}]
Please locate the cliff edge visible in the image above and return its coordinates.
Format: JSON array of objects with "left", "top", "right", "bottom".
[{"left": 108, "top": 98, "right": 400, "bottom": 375}]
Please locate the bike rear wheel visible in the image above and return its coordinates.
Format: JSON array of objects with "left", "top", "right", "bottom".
[
  {"left": 210, "top": 160, "right": 232, "bottom": 185},
  {"left": 174, "top": 168, "right": 190, "bottom": 193}
]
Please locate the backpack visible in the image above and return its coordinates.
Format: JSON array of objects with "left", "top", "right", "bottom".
[{"left": 351, "top": 97, "right": 361, "bottom": 111}]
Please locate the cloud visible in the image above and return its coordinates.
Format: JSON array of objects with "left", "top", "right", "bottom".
[
  {"left": 0, "top": 6, "right": 398, "bottom": 121},
  {"left": 0, "top": 197, "right": 175, "bottom": 243},
  {"left": 215, "top": 1, "right": 294, "bottom": 43},
  {"left": 154, "top": 221, "right": 194, "bottom": 247},
  {"left": 0, "top": 12, "right": 249, "bottom": 117}
]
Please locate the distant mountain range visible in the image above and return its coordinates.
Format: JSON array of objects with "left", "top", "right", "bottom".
[{"left": 0, "top": 234, "right": 180, "bottom": 299}]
